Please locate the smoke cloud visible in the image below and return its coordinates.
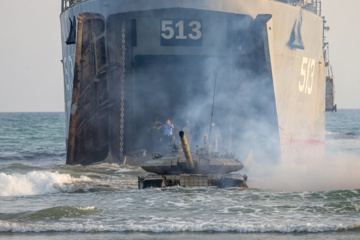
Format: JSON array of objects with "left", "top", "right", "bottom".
[{"left": 246, "top": 153, "right": 360, "bottom": 192}]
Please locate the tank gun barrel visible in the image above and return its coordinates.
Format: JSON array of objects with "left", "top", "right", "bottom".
[{"left": 179, "top": 131, "right": 195, "bottom": 170}]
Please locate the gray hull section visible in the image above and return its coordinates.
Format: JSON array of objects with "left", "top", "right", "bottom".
[{"left": 60, "top": 0, "right": 326, "bottom": 164}]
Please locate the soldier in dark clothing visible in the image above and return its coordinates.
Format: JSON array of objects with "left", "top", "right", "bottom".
[{"left": 149, "top": 119, "right": 162, "bottom": 152}]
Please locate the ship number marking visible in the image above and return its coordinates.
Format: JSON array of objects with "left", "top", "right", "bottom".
[
  {"left": 299, "top": 57, "right": 316, "bottom": 94},
  {"left": 161, "top": 20, "right": 202, "bottom": 41},
  {"left": 188, "top": 21, "right": 202, "bottom": 40}
]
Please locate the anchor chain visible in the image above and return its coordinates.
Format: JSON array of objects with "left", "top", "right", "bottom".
[{"left": 119, "top": 21, "right": 126, "bottom": 163}]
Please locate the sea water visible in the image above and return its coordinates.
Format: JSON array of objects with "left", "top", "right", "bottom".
[{"left": 0, "top": 111, "right": 359, "bottom": 239}]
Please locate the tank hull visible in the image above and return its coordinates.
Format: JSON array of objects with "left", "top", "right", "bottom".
[
  {"left": 138, "top": 174, "right": 248, "bottom": 188},
  {"left": 60, "top": 0, "right": 326, "bottom": 165}
]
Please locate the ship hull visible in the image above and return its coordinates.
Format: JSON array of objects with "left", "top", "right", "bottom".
[{"left": 60, "top": 0, "right": 326, "bottom": 165}]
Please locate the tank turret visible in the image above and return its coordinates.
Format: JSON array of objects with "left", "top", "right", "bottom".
[{"left": 138, "top": 131, "right": 248, "bottom": 189}]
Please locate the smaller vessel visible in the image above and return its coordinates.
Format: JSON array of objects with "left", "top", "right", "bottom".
[{"left": 138, "top": 131, "right": 248, "bottom": 188}]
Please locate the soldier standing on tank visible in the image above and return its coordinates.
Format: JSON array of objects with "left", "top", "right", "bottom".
[
  {"left": 204, "top": 122, "right": 221, "bottom": 151},
  {"left": 160, "top": 119, "right": 175, "bottom": 151},
  {"left": 193, "top": 121, "right": 203, "bottom": 147},
  {"left": 149, "top": 118, "right": 162, "bottom": 152}
]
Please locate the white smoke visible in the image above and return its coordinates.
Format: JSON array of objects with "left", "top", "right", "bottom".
[{"left": 246, "top": 152, "right": 360, "bottom": 191}]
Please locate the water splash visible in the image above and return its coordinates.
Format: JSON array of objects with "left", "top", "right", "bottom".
[{"left": 0, "top": 171, "right": 90, "bottom": 196}]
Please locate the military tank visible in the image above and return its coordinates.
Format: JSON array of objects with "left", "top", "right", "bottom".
[{"left": 138, "top": 131, "right": 248, "bottom": 189}]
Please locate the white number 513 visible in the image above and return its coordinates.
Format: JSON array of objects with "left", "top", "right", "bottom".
[
  {"left": 299, "top": 57, "right": 316, "bottom": 95},
  {"left": 161, "top": 20, "right": 202, "bottom": 40}
]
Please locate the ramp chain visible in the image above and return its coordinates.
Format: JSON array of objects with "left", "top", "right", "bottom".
[{"left": 119, "top": 21, "right": 126, "bottom": 163}]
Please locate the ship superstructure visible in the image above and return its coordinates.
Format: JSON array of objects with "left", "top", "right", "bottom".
[{"left": 60, "top": 0, "right": 328, "bottom": 165}]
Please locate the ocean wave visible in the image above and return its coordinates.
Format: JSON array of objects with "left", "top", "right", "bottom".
[
  {"left": 326, "top": 131, "right": 360, "bottom": 140},
  {"left": 60, "top": 162, "right": 144, "bottom": 176},
  {"left": 20, "top": 206, "right": 98, "bottom": 221},
  {"left": 0, "top": 171, "right": 91, "bottom": 197},
  {"left": 0, "top": 221, "right": 359, "bottom": 233},
  {"left": 0, "top": 154, "right": 65, "bottom": 162},
  {"left": 345, "top": 131, "right": 360, "bottom": 138},
  {"left": 1, "top": 163, "right": 45, "bottom": 172}
]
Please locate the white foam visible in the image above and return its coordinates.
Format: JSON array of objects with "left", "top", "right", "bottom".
[
  {"left": 0, "top": 171, "right": 91, "bottom": 197},
  {"left": 0, "top": 220, "right": 358, "bottom": 233},
  {"left": 76, "top": 206, "right": 96, "bottom": 211},
  {"left": 115, "top": 169, "right": 130, "bottom": 173},
  {"left": 325, "top": 130, "right": 340, "bottom": 135}
]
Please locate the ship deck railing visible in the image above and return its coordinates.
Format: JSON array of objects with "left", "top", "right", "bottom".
[
  {"left": 61, "top": 0, "right": 86, "bottom": 12},
  {"left": 61, "top": 0, "right": 322, "bottom": 16}
]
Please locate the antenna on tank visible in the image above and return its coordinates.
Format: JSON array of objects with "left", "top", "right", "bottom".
[{"left": 209, "top": 73, "right": 217, "bottom": 141}]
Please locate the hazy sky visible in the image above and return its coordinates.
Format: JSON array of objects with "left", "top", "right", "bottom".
[{"left": 0, "top": 1, "right": 359, "bottom": 112}]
